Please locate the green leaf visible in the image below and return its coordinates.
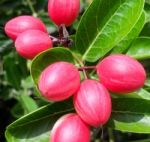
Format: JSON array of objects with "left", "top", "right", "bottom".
[
  {"left": 75, "top": 0, "right": 144, "bottom": 62},
  {"left": 0, "top": 39, "right": 12, "bottom": 50},
  {"left": 31, "top": 47, "right": 76, "bottom": 86},
  {"left": 145, "top": 4, "right": 150, "bottom": 22},
  {"left": 11, "top": 103, "right": 24, "bottom": 118},
  {"left": 146, "top": 0, "right": 150, "bottom": 5},
  {"left": 3, "top": 51, "right": 28, "bottom": 89},
  {"left": 140, "top": 22, "right": 150, "bottom": 37},
  {"left": 21, "top": 76, "right": 34, "bottom": 90},
  {"left": 145, "top": 75, "right": 150, "bottom": 88},
  {"left": 112, "top": 88, "right": 150, "bottom": 101},
  {"left": 127, "top": 139, "right": 150, "bottom": 142},
  {"left": 126, "top": 37, "right": 150, "bottom": 60},
  {"left": 19, "top": 94, "right": 38, "bottom": 114},
  {"left": 144, "top": 74, "right": 150, "bottom": 92},
  {"left": 5, "top": 101, "right": 74, "bottom": 142},
  {"left": 111, "top": 12, "right": 145, "bottom": 54},
  {"left": 11, "top": 93, "right": 38, "bottom": 118},
  {"left": 108, "top": 98, "right": 150, "bottom": 133}
]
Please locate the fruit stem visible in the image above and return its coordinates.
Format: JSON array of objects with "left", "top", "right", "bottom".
[
  {"left": 58, "top": 24, "right": 69, "bottom": 38},
  {"left": 50, "top": 35, "right": 60, "bottom": 45},
  {"left": 26, "top": 0, "right": 37, "bottom": 17},
  {"left": 72, "top": 53, "right": 88, "bottom": 79},
  {"left": 81, "top": 69, "right": 88, "bottom": 79},
  {"left": 57, "top": 24, "right": 73, "bottom": 47},
  {"left": 50, "top": 35, "right": 73, "bottom": 47},
  {"left": 108, "top": 128, "right": 115, "bottom": 142},
  {"left": 78, "top": 66, "right": 96, "bottom": 71},
  {"left": 92, "top": 127, "right": 102, "bottom": 142}
]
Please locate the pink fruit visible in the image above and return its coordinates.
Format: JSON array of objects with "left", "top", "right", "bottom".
[
  {"left": 5, "top": 15, "right": 47, "bottom": 40},
  {"left": 38, "top": 62, "right": 80, "bottom": 101},
  {"left": 97, "top": 54, "right": 146, "bottom": 93},
  {"left": 15, "top": 30, "right": 52, "bottom": 59},
  {"left": 74, "top": 79, "right": 111, "bottom": 127},
  {"left": 50, "top": 113, "right": 90, "bottom": 142},
  {"left": 48, "top": 0, "right": 80, "bottom": 26}
]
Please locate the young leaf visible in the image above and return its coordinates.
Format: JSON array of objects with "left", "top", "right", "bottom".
[{"left": 75, "top": 0, "right": 144, "bottom": 62}]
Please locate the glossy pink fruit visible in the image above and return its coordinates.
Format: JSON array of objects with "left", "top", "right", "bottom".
[
  {"left": 50, "top": 113, "right": 90, "bottom": 142},
  {"left": 5, "top": 15, "right": 47, "bottom": 40},
  {"left": 97, "top": 54, "right": 146, "bottom": 93},
  {"left": 74, "top": 79, "right": 111, "bottom": 127},
  {"left": 48, "top": 0, "right": 80, "bottom": 26},
  {"left": 38, "top": 62, "right": 80, "bottom": 101},
  {"left": 15, "top": 30, "right": 52, "bottom": 59}
]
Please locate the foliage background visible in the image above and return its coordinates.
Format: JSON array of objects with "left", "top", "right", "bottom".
[{"left": 0, "top": 0, "right": 150, "bottom": 142}]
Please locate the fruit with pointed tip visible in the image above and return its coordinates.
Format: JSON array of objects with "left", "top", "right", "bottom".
[
  {"left": 74, "top": 79, "right": 111, "bottom": 127},
  {"left": 38, "top": 61, "right": 80, "bottom": 101},
  {"left": 97, "top": 54, "right": 146, "bottom": 93},
  {"left": 15, "top": 30, "right": 52, "bottom": 59},
  {"left": 50, "top": 113, "right": 90, "bottom": 142},
  {"left": 48, "top": 0, "right": 80, "bottom": 26},
  {"left": 5, "top": 15, "right": 47, "bottom": 40}
]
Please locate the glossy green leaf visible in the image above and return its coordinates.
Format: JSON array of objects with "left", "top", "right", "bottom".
[
  {"left": 108, "top": 98, "right": 150, "bottom": 133},
  {"left": 111, "top": 12, "right": 145, "bottom": 54},
  {"left": 126, "top": 37, "right": 150, "bottom": 60},
  {"left": 5, "top": 101, "right": 73, "bottom": 142},
  {"left": 112, "top": 88, "right": 150, "bottom": 101},
  {"left": 31, "top": 47, "right": 76, "bottom": 86},
  {"left": 75, "top": 0, "right": 144, "bottom": 62}
]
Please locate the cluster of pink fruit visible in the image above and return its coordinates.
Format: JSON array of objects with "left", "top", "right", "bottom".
[
  {"left": 4, "top": 0, "right": 146, "bottom": 142},
  {"left": 4, "top": 0, "right": 80, "bottom": 59},
  {"left": 39, "top": 55, "right": 146, "bottom": 142}
]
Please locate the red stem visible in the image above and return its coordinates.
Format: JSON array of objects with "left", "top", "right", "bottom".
[{"left": 78, "top": 66, "right": 96, "bottom": 71}]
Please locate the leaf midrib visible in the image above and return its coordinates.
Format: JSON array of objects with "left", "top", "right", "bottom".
[
  {"left": 7, "top": 108, "right": 74, "bottom": 129},
  {"left": 82, "top": 0, "right": 143, "bottom": 60},
  {"left": 112, "top": 110, "right": 150, "bottom": 115}
]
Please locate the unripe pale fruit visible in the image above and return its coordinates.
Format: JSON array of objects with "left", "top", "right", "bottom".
[
  {"left": 50, "top": 113, "right": 90, "bottom": 142},
  {"left": 15, "top": 30, "right": 52, "bottom": 59},
  {"left": 38, "top": 62, "right": 80, "bottom": 101},
  {"left": 5, "top": 16, "right": 47, "bottom": 40},
  {"left": 97, "top": 54, "right": 146, "bottom": 93},
  {"left": 74, "top": 79, "right": 111, "bottom": 127},
  {"left": 48, "top": 0, "right": 80, "bottom": 26}
]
